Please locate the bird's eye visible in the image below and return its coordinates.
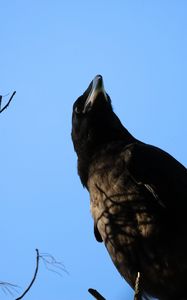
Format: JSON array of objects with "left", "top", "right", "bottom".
[{"left": 75, "top": 106, "right": 82, "bottom": 114}]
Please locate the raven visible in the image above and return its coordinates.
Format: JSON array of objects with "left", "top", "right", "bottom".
[{"left": 71, "top": 75, "right": 187, "bottom": 300}]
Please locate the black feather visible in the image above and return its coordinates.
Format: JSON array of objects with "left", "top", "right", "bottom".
[{"left": 71, "top": 75, "right": 187, "bottom": 300}]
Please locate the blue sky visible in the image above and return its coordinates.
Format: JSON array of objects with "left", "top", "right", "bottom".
[{"left": 0, "top": 1, "right": 187, "bottom": 299}]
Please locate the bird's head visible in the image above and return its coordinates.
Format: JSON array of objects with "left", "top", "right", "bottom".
[
  {"left": 71, "top": 75, "right": 134, "bottom": 184},
  {"left": 72, "top": 74, "right": 135, "bottom": 156},
  {"left": 72, "top": 75, "right": 116, "bottom": 154}
]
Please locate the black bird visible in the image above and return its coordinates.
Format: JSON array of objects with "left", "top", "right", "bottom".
[{"left": 71, "top": 75, "right": 187, "bottom": 300}]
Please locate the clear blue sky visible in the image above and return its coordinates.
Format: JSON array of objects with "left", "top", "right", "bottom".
[{"left": 1, "top": 1, "right": 187, "bottom": 299}]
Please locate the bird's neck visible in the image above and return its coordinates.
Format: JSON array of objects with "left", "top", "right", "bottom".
[{"left": 77, "top": 130, "right": 137, "bottom": 187}]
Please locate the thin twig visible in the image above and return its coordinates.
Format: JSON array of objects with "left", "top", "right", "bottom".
[
  {"left": 88, "top": 288, "right": 106, "bottom": 300},
  {"left": 39, "top": 252, "right": 68, "bottom": 276},
  {"left": 15, "top": 249, "right": 39, "bottom": 300},
  {"left": 0, "top": 91, "right": 16, "bottom": 113},
  {"left": 0, "top": 282, "right": 19, "bottom": 296},
  {"left": 134, "top": 272, "right": 141, "bottom": 300},
  {"left": 0, "top": 95, "right": 2, "bottom": 110}
]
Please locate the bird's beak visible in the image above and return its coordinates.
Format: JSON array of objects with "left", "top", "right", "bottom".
[{"left": 83, "top": 75, "right": 107, "bottom": 113}]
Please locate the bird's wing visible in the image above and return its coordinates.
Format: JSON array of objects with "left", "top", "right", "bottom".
[{"left": 123, "top": 142, "right": 187, "bottom": 211}]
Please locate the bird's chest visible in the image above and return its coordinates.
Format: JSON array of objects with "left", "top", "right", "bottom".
[
  {"left": 87, "top": 157, "right": 159, "bottom": 286},
  {"left": 88, "top": 157, "right": 139, "bottom": 241},
  {"left": 87, "top": 157, "right": 141, "bottom": 280}
]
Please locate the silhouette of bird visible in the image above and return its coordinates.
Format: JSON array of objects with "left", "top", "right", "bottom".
[{"left": 71, "top": 75, "right": 187, "bottom": 300}]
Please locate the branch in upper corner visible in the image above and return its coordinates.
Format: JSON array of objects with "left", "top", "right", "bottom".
[
  {"left": 88, "top": 288, "right": 106, "bottom": 300},
  {"left": 15, "top": 249, "right": 39, "bottom": 300},
  {"left": 0, "top": 91, "right": 16, "bottom": 114}
]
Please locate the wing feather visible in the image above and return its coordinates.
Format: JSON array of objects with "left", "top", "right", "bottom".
[{"left": 123, "top": 142, "right": 187, "bottom": 211}]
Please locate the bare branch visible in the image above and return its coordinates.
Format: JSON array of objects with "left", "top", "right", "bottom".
[
  {"left": 15, "top": 249, "right": 39, "bottom": 300},
  {"left": 88, "top": 288, "right": 106, "bottom": 300},
  {"left": 0, "top": 91, "right": 16, "bottom": 114},
  {"left": 39, "top": 252, "right": 69, "bottom": 276},
  {"left": 0, "top": 282, "right": 19, "bottom": 296},
  {"left": 134, "top": 272, "right": 141, "bottom": 300}
]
